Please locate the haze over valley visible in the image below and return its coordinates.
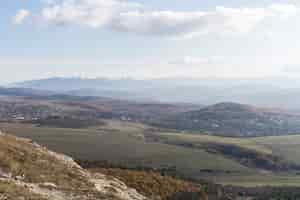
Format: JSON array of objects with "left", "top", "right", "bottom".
[
  {"left": 8, "top": 77, "right": 300, "bottom": 110},
  {"left": 2, "top": 0, "right": 300, "bottom": 199}
]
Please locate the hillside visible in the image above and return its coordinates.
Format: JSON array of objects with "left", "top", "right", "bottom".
[
  {"left": 0, "top": 131, "right": 148, "bottom": 200},
  {"left": 152, "top": 102, "right": 300, "bottom": 137},
  {"left": 2, "top": 91, "right": 300, "bottom": 137},
  {"left": 0, "top": 92, "right": 199, "bottom": 125},
  {"left": 3, "top": 124, "right": 300, "bottom": 199},
  {"left": 0, "top": 130, "right": 214, "bottom": 200}
]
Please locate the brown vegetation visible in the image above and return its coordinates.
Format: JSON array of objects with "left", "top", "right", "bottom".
[
  {"left": 0, "top": 133, "right": 93, "bottom": 190},
  {"left": 88, "top": 167, "right": 205, "bottom": 200},
  {"left": 0, "top": 180, "right": 47, "bottom": 200}
]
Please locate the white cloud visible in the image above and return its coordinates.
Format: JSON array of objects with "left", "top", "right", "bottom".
[
  {"left": 282, "top": 65, "right": 300, "bottom": 73},
  {"left": 40, "top": 0, "right": 141, "bottom": 27},
  {"left": 270, "top": 4, "right": 298, "bottom": 17},
  {"left": 169, "top": 56, "right": 218, "bottom": 65},
  {"left": 15, "top": 1, "right": 298, "bottom": 37},
  {"left": 13, "top": 9, "right": 30, "bottom": 24}
]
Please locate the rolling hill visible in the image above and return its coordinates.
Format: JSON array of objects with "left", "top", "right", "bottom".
[
  {"left": 2, "top": 88, "right": 300, "bottom": 137},
  {"left": 152, "top": 102, "right": 300, "bottom": 137},
  {"left": 0, "top": 90, "right": 200, "bottom": 126}
]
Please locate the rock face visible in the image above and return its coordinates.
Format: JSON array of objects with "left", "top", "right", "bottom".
[
  {"left": 0, "top": 131, "right": 147, "bottom": 200},
  {"left": 92, "top": 174, "right": 147, "bottom": 200}
]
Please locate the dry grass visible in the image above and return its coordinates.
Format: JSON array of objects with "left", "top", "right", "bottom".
[
  {"left": 0, "top": 180, "right": 47, "bottom": 200},
  {"left": 0, "top": 133, "right": 92, "bottom": 190},
  {"left": 89, "top": 168, "right": 204, "bottom": 200}
]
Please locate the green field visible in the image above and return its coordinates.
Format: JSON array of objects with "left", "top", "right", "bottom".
[
  {"left": 212, "top": 173, "right": 300, "bottom": 187},
  {"left": 0, "top": 122, "right": 251, "bottom": 178},
  {"left": 254, "top": 135, "right": 300, "bottom": 166},
  {"left": 3, "top": 121, "right": 300, "bottom": 187},
  {"left": 150, "top": 132, "right": 272, "bottom": 154}
]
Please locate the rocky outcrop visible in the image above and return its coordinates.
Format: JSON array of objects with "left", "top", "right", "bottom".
[
  {"left": 0, "top": 131, "right": 148, "bottom": 200},
  {"left": 92, "top": 173, "right": 147, "bottom": 200}
]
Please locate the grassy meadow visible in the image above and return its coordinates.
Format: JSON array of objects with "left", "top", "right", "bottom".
[
  {"left": 254, "top": 135, "right": 300, "bottom": 166},
  {"left": 149, "top": 132, "right": 272, "bottom": 154},
  {"left": 2, "top": 121, "right": 300, "bottom": 187},
  {"left": 0, "top": 122, "right": 250, "bottom": 177}
]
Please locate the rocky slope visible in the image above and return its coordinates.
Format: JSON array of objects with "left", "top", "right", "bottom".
[{"left": 0, "top": 130, "right": 147, "bottom": 200}]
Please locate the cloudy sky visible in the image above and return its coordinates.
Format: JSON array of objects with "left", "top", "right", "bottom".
[{"left": 1, "top": 0, "right": 300, "bottom": 84}]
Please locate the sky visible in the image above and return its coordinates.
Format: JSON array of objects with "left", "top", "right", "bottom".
[{"left": 1, "top": 0, "right": 300, "bottom": 84}]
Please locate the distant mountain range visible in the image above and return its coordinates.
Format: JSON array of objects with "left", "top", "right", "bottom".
[
  {"left": 11, "top": 77, "right": 300, "bottom": 110},
  {"left": 0, "top": 87, "right": 56, "bottom": 97}
]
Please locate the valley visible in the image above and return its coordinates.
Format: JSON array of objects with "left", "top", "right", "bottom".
[
  {"left": 2, "top": 90, "right": 300, "bottom": 199},
  {"left": 2, "top": 119, "right": 300, "bottom": 188},
  {"left": 3, "top": 0, "right": 300, "bottom": 198}
]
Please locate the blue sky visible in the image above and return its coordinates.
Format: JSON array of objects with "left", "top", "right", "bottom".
[{"left": 1, "top": 0, "right": 300, "bottom": 84}]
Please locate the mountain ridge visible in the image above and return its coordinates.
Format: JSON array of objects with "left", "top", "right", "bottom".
[{"left": 11, "top": 77, "right": 300, "bottom": 109}]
